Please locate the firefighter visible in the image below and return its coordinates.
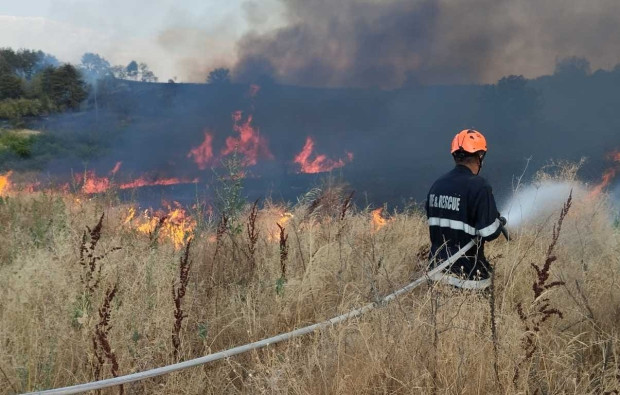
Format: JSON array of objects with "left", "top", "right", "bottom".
[{"left": 425, "top": 129, "right": 507, "bottom": 290}]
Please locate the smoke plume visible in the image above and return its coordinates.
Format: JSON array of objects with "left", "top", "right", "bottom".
[{"left": 234, "top": 0, "right": 620, "bottom": 88}]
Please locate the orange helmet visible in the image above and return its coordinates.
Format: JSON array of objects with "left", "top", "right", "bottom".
[{"left": 451, "top": 129, "right": 487, "bottom": 155}]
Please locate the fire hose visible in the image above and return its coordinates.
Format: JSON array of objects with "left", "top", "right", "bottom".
[{"left": 23, "top": 239, "right": 478, "bottom": 395}]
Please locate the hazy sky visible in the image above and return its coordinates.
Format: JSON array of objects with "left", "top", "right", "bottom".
[
  {"left": 3, "top": 0, "right": 620, "bottom": 87},
  {"left": 0, "top": 0, "right": 285, "bottom": 81}
]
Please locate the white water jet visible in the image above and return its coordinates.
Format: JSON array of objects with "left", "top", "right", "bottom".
[{"left": 501, "top": 181, "right": 584, "bottom": 229}]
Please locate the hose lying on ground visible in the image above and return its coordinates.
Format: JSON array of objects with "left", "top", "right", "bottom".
[{"left": 25, "top": 240, "right": 476, "bottom": 395}]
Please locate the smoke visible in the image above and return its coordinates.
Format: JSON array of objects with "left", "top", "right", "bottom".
[
  {"left": 234, "top": 0, "right": 620, "bottom": 88},
  {"left": 612, "top": 183, "right": 620, "bottom": 208},
  {"left": 501, "top": 182, "right": 585, "bottom": 229}
]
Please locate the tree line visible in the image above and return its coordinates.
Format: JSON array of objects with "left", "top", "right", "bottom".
[
  {"left": 0, "top": 48, "right": 88, "bottom": 125},
  {"left": 0, "top": 49, "right": 160, "bottom": 126}
]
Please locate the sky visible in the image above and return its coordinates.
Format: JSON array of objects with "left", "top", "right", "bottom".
[
  {"left": 0, "top": 0, "right": 285, "bottom": 82},
  {"left": 3, "top": 0, "right": 620, "bottom": 87}
]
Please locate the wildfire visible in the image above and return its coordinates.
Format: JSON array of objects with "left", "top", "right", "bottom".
[
  {"left": 119, "top": 176, "right": 198, "bottom": 190},
  {"left": 127, "top": 203, "right": 196, "bottom": 250},
  {"left": 267, "top": 210, "right": 294, "bottom": 242},
  {"left": 187, "top": 132, "right": 214, "bottom": 170},
  {"left": 0, "top": 171, "right": 13, "bottom": 195},
  {"left": 222, "top": 111, "right": 273, "bottom": 166},
  {"left": 76, "top": 162, "right": 122, "bottom": 194},
  {"left": 294, "top": 137, "right": 353, "bottom": 174},
  {"left": 590, "top": 149, "right": 620, "bottom": 198},
  {"left": 111, "top": 161, "right": 122, "bottom": 175},
  {"left": 278, "top": 212, "right": 294, "bottom": 226},
  {"left": 76, "top": 171, "right": 110, "bottom": 194},
  {"left": 123, "top": 207, "right": 136, "bottom": 225},
  {"left": 73, "top": 168, "right": 198, "bottom": 194},
  {"left": 371, "top": 208, "right": 393, "bottom": 231}
]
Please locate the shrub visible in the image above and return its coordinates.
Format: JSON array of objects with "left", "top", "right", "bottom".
[{"left": 0, "top": 131, "right": 36, "bottom": 158}]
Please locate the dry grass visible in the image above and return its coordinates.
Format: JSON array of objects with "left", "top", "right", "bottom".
[{"left": 0, "top": 177, "right": 619, "bottom": 394}]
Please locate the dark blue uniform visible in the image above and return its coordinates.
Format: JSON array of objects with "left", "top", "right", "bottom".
[{"left": 425, "top": 165, "right": 502, "bottom": 283}]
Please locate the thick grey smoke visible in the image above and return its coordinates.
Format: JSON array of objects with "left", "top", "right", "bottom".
[{"left": 234, "top": 0, "right": 620, "bottom": 88}]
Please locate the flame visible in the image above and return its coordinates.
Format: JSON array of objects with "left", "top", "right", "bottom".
[
  {"left": 72, "top": 168, "right": 199, "bottom": 195},
  {"left": 266, "top": 211, "right": 294, "bottom": 242},
  {"left": 22, "top": 182, "right": 40, "bottom": 193},
  {"left": 278, "top": 212, "right": 294, "bottom": 226},
  {"left": 590, "top": 149, "right": 620, "bottom": 198},
  {"left": 294, "top": 136, "right": 353, "bottom": 174},
  {"left": 111, "top": 161, "right": 122, "bottom": 175},
  {"left": 590, "top": 168, "right": 616, "bottom": 197},
  {"left": 222, "top": 111, "right": 273, "bottom": 166},
  {"left": 77, "top": 171, "right": 111, "bottom": 194},
  {"left": 119, "top": 176, "right": 198, "bottom": 190},
  {"left": 371, "top": 208, "right": 393, "bottom": 231},
  {"left": 76, "top": 162, "right": 124, "bottom": 194},
  {"left": 0, "top": 171, "right": 13, "bottom": 195},
  {"left": 123, "top": 207, "right": 136, "bottom": 225},
  {"left": 130, "top": 203, "right": 196, "bottom": 250},
  {"left": 187, "top": 132, "right": 214, "bottom": 170}
]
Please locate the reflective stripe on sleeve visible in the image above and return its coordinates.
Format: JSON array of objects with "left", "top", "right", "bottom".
[
  {"left": 427, "top": 217, "right": 476, "bottom": 236},
  {"left": 477, "top": 218, "right": 501, "bottom": 237}
]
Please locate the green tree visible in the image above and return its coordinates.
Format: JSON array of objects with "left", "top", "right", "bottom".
[
  {"left": 126, "top": 61, "right": 139, "bottom": 80},
  {"left": 479, "top": 75, "right": 542, "bottom": 128},
  {"left": 111, "top": 65, "right": 127, "bottom": 79},
  {"left": 207, "top": 68, "right": 231, "bottom": 84},
  {"left": 40, "top": 64, "right": 87, "bottom": 110},
  {"left": 0, "top": 74, "right": 24, "bottom": 100},
  {"left": 139, "top": 62, "right": 157, "bottom": 82},
  {"left": 0, "top": 48, "right": 45, "bottom": 80},
  {"left": 80, "top": 53, "right": 112, "bottom": 81},
  {"left": 554, "top": 56, "right": 591, "bottom": 77}
]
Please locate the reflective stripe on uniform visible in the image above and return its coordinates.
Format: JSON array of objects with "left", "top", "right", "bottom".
[
  {"left": 427, "top": 217, "right": 476, "bottom": 236},
  {"left": 478, "top": 218, "right": 501, "bottom": 237},
  {"left": 428, "top": 217, "right": 501, "bottom": 238}
]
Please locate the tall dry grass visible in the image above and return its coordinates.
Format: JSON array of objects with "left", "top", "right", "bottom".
[{"left": 0, "top": 176, "right": 618, "bottom": 394}]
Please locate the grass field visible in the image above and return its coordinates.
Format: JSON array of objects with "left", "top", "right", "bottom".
[{"left": 0, "top": 172, "right": 619, "bottom": 394}]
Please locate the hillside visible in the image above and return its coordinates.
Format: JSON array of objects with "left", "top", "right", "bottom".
[{"left": 2, "top": 65, "right": 617, "bottom": 208}]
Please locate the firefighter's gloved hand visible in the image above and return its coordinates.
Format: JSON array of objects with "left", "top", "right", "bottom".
[{"left": 499, "top": 216, "right": 511, "bottom": 241}]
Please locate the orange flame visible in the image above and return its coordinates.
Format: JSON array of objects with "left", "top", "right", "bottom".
[
  {"left": 111, "top": 161, "right": 122, "bottom": 175},
  {"left": 130, "top": 203, "right": 196, "bottom": 250},
  {"left": 294, "top": 137, "right": 353, "bottom": 174},
  {"left": 371, "top": 208, "right": 393, "bottom": 231},
  {"left": 187, "top": 132, "right": 214, "bottom": 170},
  {"left": 76, "top": 162, "right": 125, "bottom": 194},
  {"left": 77, "top": 171, "right": 111, "bottom": 194},
  {"left": 119, "top": 176, "right": 198, "bottom": 190},
  {"left": 278, "top": 212, "right": 294, "bottom": 225},
  {"left": 222, "top": 111, "right": 273, "bottom": 166},
  {"left": 73, "top": 168, "right": 199, "bottom": 194},
  {"left": 267, "top": 211, "right": 294, "bottom": 242},
  {"left": 0, "top": 171, "right": 13, "bottom": 195},
  {"left": 590, "top": 150, "right": 620, "bottom": 197},
  {"left": 123, "top": 207, "right": 136, "bottom": 225}
]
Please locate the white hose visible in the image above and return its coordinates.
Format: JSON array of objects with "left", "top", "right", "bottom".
[{"left": 25, "top": 240, "right": 475, "bottom": 395}]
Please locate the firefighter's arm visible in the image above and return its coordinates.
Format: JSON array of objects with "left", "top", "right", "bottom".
[{"left": 473, "top": 184, "right": 503, "bottom": 241}]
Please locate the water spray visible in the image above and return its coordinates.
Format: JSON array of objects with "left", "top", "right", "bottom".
[{"left": 501, "top": 181, "right": 584, "bottom": 229}]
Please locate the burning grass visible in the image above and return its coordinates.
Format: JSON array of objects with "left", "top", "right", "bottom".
[{"left": 0, "top": 175, "right": 619, "bottom": 394}]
